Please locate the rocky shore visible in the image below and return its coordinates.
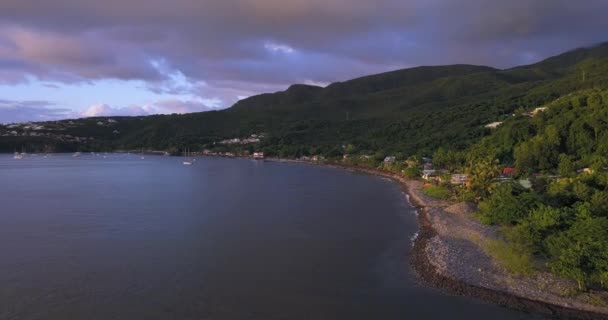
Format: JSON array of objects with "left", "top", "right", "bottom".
[{"left": 324, "top": 164, "right": 608, "bottom": 320}]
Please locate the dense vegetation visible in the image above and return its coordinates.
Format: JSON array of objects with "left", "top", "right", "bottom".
[
  {"left": 2, "top": 42, "right": 608, "bottom": 157},
  {"left": 2, "top": 42, "right": 608, "bottom": 291},
  {"left": 467, "top": 88, "right": 608, "bottom": 290}
]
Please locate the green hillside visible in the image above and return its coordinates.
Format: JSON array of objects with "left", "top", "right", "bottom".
[
  {"left": 1, "top": 42, "right": 608, "bottom": 158},
  {"left": 453, "top": 88, "right": 608, "bottom": 290}
]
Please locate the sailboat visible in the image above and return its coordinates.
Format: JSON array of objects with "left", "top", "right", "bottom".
[
  {"left": 183, "top": 148, "right": 193, "bottom": 165},
  {"left": 140, "top": 149, "right": 145, "bottom": 160},
  {"left": 13, "top": 147, "right": 23, "bottom": 160}
]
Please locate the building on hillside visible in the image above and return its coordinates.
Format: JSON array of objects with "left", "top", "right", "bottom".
[
  {"left": 577, "top": 168, "right": 594, "bottom": 174},
  {"left": 384, "top": 156, "right": 396, "bottom": 164},
  {"left": 519, "top": 179, "right": 533, "bottom": 189},
  {"left": 253, "top": 152, "right": 265, "bottom": 159},
  {"left": 485, "top": 121, "right": 503, "bottom": 129},
  {"left": 525, "top": 107, "right": 548, "bottom": 117},
  {"left": 502, "top": 167, "right": 516, "bottom": 176},
  {"left": 451, "top": 174, "right": 470, "bottom": 186},
  {"left": 422, "top": 169, "right": 437, "bottom": 181}
]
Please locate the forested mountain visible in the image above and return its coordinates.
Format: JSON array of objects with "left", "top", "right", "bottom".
[
  {"left": 1, "top": 42, "right": 608, "bottom": 157},
  {"left": 454, "top": 88, "right": 608, "bottom": 290},
  {"left": 3, "top": 41, "right": 608, "bottom": 293}
]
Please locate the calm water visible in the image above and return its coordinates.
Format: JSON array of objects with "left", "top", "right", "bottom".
[{"left": 0, "top": 154, "right": 539, "bottom": 320}]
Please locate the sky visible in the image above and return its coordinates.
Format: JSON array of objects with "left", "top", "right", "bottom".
[{"left": 0, "top": 0, "right": 607, "bottom": 123}]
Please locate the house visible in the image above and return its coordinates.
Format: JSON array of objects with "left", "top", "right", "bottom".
[
  {"left": 530, "top": 107, "right": 547, "bottom": 116},
  {"left": 577, "top": 168, "right": 594, "bottom": 174},
  {"left": 423, "top": 163, "right": 434, "bottom": 170},
  {"left": 253, "top": 152, "right": 265, "bottom": 159},
  {"left": 343, "top": 154, "right": 350, "bottom": 160},
  {"left": 311, "top": 155, "right": 322, "bottom": 162},
  {"left": 502, "top": 167, "right": 516, "bottom": 176},
  {"left": 384, "top": 156, "right": 396, "bottom": 164},
  {"left": 451, "top": 174, "right": 470, "bottom": 186},
  {"left": 519, "top": 179, "right": 533, "bottom": 189},
  {"left": 422, "top": 169, "right": 437, "bottom": 181},
  {"left": 485, "top": 122, "right": 503, "bottom": 129}
]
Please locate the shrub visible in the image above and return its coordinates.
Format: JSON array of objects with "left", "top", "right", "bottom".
[
  {"left": 484, "top": 239, "right": 535, "bottom": 275},
  {"left": 423, "top": 185, "right": 452, "bottom": 200}
]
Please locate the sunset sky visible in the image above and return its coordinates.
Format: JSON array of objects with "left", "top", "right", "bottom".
[{"left": 0, "top": 0, "right": 607, "bottom": 123}]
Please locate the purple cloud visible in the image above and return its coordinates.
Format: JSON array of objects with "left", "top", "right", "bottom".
[
  {"left": 0, "top": 99, "right": 71, "bottom": 123},
  {"left": 0, "top": 0, "right": 606, "bottom": 121}
]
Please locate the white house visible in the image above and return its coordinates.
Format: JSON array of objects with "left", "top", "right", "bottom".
[
  {"left": 384, "top": 156, "right": 396, "bottom": 164},
  {"left": 485, "top": 122, "right": 503, "bottom": 129}
]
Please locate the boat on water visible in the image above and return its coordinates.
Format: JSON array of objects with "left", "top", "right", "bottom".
[
  {"left": 73, "top": 152, "right": 82, "bottom": 157},
  {"left": 14, "top": 148, "right": 25, "bottom": 160},
  {"left": 183, "top": 148, "right": 193, "bottom": 165}
]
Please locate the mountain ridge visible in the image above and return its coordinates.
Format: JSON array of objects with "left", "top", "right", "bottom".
[{"left": 1, "top": 42, "right": 608, "bottom": 156}]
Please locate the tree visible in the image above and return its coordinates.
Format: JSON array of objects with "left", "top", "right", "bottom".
[
  {"left": 478, "top": 184, "right": 540, "bottom": 225},
  {"left": 466, "top": 157, "right": 500, "bottom": 197},
  {"left": 558, "top": 154, "right": 575, "bottom": 177},
  {"left": 546, "top": 216, "right": 608, "bottom": 290}
]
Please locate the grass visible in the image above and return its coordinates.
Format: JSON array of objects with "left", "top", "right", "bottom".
[
  {"left": 423, "top": 185, "right": 452, "bottom": 200},
  {"left": 483, "top": 239, "right": 535, "bottom": 275}
]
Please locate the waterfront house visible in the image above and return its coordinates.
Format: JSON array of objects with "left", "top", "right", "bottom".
[
  {"left": 451, "top": 174, "right": 470, "bottom": 186},
  {"left": 253, "top": 152, "right": 265, "bottom": 159},
  {"left": 384, "top": 156, "right": 396, "bottom": 164},
  {"left": 422, "top": 169, "right": 437, "bottom": 181}
]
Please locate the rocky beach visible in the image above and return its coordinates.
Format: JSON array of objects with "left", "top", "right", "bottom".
[{"left": 329, "top": 164, "right": 608, "bottom": 320}]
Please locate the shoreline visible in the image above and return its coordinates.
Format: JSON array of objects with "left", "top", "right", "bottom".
[{"left": 309, "top": 162, "right": 608, "bottom": 320}]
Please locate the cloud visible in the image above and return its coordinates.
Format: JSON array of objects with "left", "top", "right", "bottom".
[
  {"left": 0, "top": 27, "right": 162, "bottom": 83},
  {"left": 81, "top": 103, "right": 152, "bottom": 117},
  {"left": 152, "top": 99, "right": 216, "bottom": 114},
  {"left": 0, "top": 99, "right": 71, "bottom": 123},
  {"left": 0, "top": 0, "right": 607, "bottom": 122},
  {"left": 80, "top": 99, "right": 215, "bottom": 118}
]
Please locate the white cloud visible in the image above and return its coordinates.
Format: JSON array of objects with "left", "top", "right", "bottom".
[
  {"left": 152, "top": 99, "right": 214, "bottom": 114},
  {"left": 264, "top": 41, "right": 295, "bottom": 54},
  {"left": 81, "top": 103, "right": 151, "bottom": 117}
]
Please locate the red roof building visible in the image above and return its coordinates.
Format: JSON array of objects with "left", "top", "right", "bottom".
[{"left": 503, "top": 167, "right": 516, "bottom": 176}]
